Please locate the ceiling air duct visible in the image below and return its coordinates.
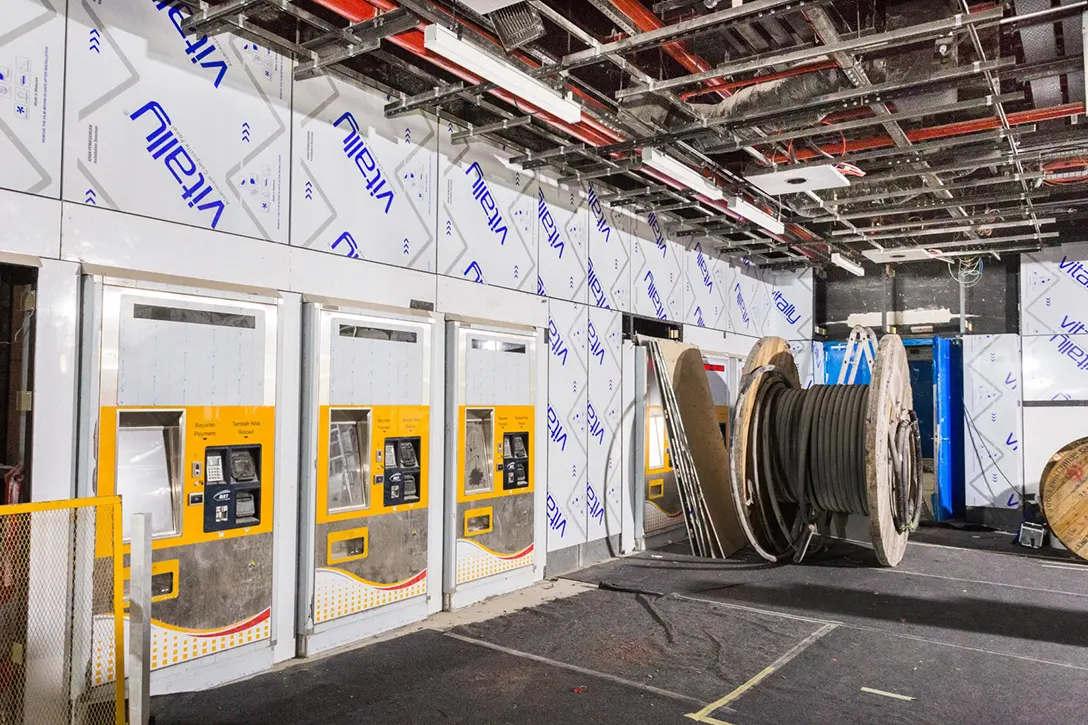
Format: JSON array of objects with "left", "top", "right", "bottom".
[{"left": 456, "top": 0, "right": 545, "bottom": 51}]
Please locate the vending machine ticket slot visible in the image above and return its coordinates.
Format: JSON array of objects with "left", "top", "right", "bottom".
[
  {"left": 382, "top": 436, "right": 422, "bottom": 506},
  {"left": 501, "top": 432, "right": 530, "bottom": 491},
  {"left": 203, "top": 445, "right": 263, "bottom": 532}
]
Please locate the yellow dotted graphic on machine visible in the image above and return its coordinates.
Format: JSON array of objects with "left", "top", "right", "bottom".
[
  {"left": 90, "top": 610, "right": 271, "bottom": 684},
  {"left": 644, "top": 500, "right": 683, "bottom": 533},
  {"left": 455, "top": 540, "right": 534, "bottom": 584},
  {"left": 313, "top": 568, "right": 427, "bottom": 624}
]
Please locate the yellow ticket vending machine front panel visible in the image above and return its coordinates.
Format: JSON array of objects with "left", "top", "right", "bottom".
[
  {"left": 313, "top": 405, "right": 429, "bottom": 623},
  {"left": 306, "top": 309, "right": 435, "bottom": 634},
  {"left": 89, "top": 285, "right": 278, "bottom": 683},
  {"left": 455, "top": 404, "right": 535, "bottom": 584}
]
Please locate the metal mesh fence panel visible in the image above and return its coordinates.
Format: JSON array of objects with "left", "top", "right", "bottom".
[{"left": 0, "top": 497, "right": 124, "bottom": 725}]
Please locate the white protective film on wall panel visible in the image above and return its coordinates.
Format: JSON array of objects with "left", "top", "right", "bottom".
[
  {"left": 1023, "top": 406, "right": 1088, "bottom": 500},
  {"left": 535, "top": 179, "right": 587, "bottom": 303},
  {"left": 726, "top": 264, "right": 773, "bottom": 337},
  {"left": 684, "top": 241, "right": 728, "bottom": 331},
  {"left": 962, "top": 335, "right": 1024, "bottom": 508},
  {"left": 1, "top": 0, "right": 64, "bottom": 197},
  {"left": 1020, "top": 242, "right": 1088, "bottom": 335},
  {"left": 1022, "top": 334, "right": 1088, "bottom": 401},
  {"left": 64, "top": 0, "right": 290, "bottom": 241},
  {"left": 629, "top": 212, "right": 683, "bottom": 322},
  {"left": 769, "top": 269, "right": 814, "bottom": 339},
  {"left": 586, "top": 306, "right": 622, "bottom": 544},
  {"left": 439, "top": 123, "right": 536, "bottom": 291},
  {"left": 584, "top": 182, "right": 630, "bottom": 312},
  {"left": 789, "top": 340, "right": 816, "bottom": 389},
  {"left": 812, "top": 339, "right": 826, "bottom": 385},
  {"left": 546, "top": 299, "right": 588, "bottom": 553},
  {"left": 292, "top": 76, "right": 437, "bottom": 270}
]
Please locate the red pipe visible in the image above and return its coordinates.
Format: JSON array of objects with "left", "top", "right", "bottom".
[
  {"left": 607, "top": 0, "right": 734, "bottom": 99},
  {"left": 769, "top": 103, "right": 1087, "bottom": 163}
]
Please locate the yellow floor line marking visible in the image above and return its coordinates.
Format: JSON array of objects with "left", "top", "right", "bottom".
[
  {"left": 685, "top": 623, "right": 839, "bottom": 724},
  {"left": 861, "top": 687, "right": 915, "bottom": 701}
]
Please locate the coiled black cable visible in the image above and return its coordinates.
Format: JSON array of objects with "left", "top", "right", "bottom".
[{"left": 745, "top": 370, "right": 922, "bottom": 561}]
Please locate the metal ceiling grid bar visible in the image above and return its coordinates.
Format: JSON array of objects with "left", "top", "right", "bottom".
[
  {"left": 834, "top": 218, "right": 1057, "bottom": 242},
  {"left": 805, "top": 172, "right": 1048, "bottom": 208},
  {"left": 294, "top": 10, "right": 421, "bottom": 80},
  {"left": 615, "top": 6, "right": 1005, "bottom": 98},
  {"left": 807, "top": 191, "right": 1051, "bottom": 222},
  {"left": 703, "top": 93, "right": 1025, "bottom": 155}
]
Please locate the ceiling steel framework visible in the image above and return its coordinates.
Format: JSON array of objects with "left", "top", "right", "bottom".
[{"left": 174, "top": 0, "right": 1088, "bottom": 268}]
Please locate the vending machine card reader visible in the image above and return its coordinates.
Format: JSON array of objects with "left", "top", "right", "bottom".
[
  {"left": 501, "top": 432, "right": 530, "bottom": 491},
  {"left": 382, "top": 436, "right": 422, "bottom": 506},
  {"left": 203, "top": 445, "right": 263, "bottom": 532}
]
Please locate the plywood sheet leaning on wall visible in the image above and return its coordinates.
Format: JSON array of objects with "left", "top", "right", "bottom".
[
  {"left": 654, "top": 339, "right": 747, "bottom": 557},
  {"left": 1041, "top": 438, "right": 1088, "bottom": 561}
]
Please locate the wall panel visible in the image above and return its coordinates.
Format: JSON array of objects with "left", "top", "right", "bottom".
[
  {"left": 292, "top": 77, "right": 437, "bottom": 270},
  {"left": 584, "top": 182, "right": 630, "bottom": 312},
  {"left": 64, "top": 0, "right": 291, "bottom": 241},
  {"left": 1, "top": 0, "right": 65, "bottom": 197},
  {"left": 629, "top": 212, "right": 683, "bottom": 322},
  {"left": 438, "top": 123, "right": 537, "bottom": 292},
  {"left": 586, "top": 306, "right": 623, "bottom": 544},
  {"left": 962, "top": 335, "right": 1024, "bottom": 509},
  {"left": 546, "top": 298, "right": 588, "bottom": 553}
]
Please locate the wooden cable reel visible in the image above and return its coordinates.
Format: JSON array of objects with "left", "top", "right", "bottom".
[
  {"left": 1040, "top": 438, "right": 1088, "bottom": 561},
  {"left": 729, "top": 335, "right": 918, "bottom": 567}
]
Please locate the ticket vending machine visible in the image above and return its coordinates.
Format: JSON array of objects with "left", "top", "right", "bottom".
[
  {"left": 297, "top": 304, "right": 441, "bottom": 655},
  {"left": 703, "top": 354, "right": 741, "bottom": 448},
  {"left": 643, "top": 354, "right": 682, "bottom": 537},
  {"left": 79, "top": 280, "right": 280, "bottom": 691},
  {"left": 444, "top": 320, "right": 541, "bottom": 609}
]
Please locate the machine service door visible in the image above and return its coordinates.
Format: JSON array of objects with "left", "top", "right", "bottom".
[
  {"left": 307, "top": 308, "right": 433, "bottom": 629},
  {"left": 88, "top": 283, "right": 278, "bottom": 683},
  {"left": 448, "top": 322, "right": 537, "bottom": 589}
]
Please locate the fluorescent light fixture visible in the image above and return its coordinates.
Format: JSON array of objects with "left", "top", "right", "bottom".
[
  {"left": 640, "top": 148, "right": 723, "bottom": 200},
  {"left": 831, "top": 252, "right": 865, "bottom": 277},
  {"left": 726, "top": 196, "right": 785, "bottom": 235},
  {"left": 424, "top": 24, "right": 581, "bottom": 123}
]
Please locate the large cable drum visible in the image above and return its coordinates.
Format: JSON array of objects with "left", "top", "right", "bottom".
[{"left": 730, "top": 335, "right": 922, "bottom": 567}]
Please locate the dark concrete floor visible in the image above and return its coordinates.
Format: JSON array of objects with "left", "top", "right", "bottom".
[{"left": 153, "top": 537, "right": 1088, "bottom": 725}]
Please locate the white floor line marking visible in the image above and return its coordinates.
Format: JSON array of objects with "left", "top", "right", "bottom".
[
  {"left": 1041, "top": 563, "right": 1088, "bottom": 572},
  {"left": 444, "top": 632, "right": 704, "bottom": 707},
  {"left": 875, "top": 567, "right": 1088, "bottom": 598},
  {"left": 685, "top": 623, "right": 839, "bottom": 725},
  {"left": 861, "top": 687, "right": 915, "bottom": 701},
  {"left": 673, "top": 592, "right": 1088, "bottom": 673},
  {"left": 673, "top": 593, "right": 840, "bottom": 625},
  {"left": 845, "top": 622, "right": 1088, "bottom": 673}
]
